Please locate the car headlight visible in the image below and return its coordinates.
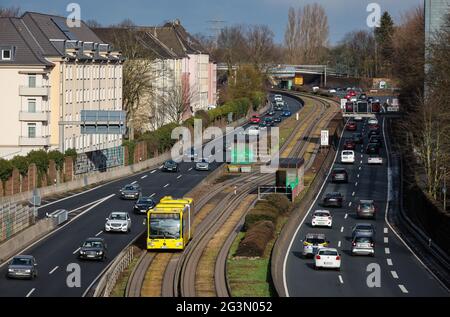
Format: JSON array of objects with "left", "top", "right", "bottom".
[
  {"left": 25, "top": 269, "right": 31, "bottom": 273},
  {"left": 8, "top": 268, "right": 13, "bottom": 272},
  {"left": 80, "top": 250, "right": 85, "bottom": 254},
  {"left": 97, "top": 251, "right": 103, "bottom": 255},
  {"left": 148, "top": 242, "right": 154, "bottom": 247}
]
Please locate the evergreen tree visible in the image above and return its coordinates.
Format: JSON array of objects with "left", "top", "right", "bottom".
[{"left": 375, "top": 11, "right": 394, "bottom": 76}]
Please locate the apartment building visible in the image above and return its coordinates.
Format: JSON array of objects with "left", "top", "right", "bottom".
[{"left": 0, "top": 12, "right": 125, "bottom": 159}]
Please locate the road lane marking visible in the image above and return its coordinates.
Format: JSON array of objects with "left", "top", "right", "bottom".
[
  {"left": 49, "top": 266, "right": 59, "bottom": 275},
  {"left": 177, "top": 175, "right": 182, "bottom": 179},
  {"left": 73, "top": 247, "right": 80, "bottom": 254},
  {"left": 26, "top": 288, "right": 36, "bottom": 297},
  {"left": 357, "top": 174, "right": 360, "bottom": 178},
  {"left": 141, "top": 175, "right": 148, "bottom": 179},
  {"left": 391, "top": 271, "right": 399, "bottom": 279},
  {"left": 340, "top": 226, "right": 344, "bottom": 233},
  {"left": 338, "top": 275, "right": 344, "bottom": 284},
  {"left": 150, "top": 170, "right": 156, "bottom": 174},
  {"left": 188, "top": 167, "right": 193, "bottom": 171},
  {"left": 338, "top": 241, "right": 341, "bottom": 247},
  {"left": 359, "top": 167, "right": 362, "bottom": 170},
  {"left": 95, "top": 230, "right": 103, "bottom": 237},
  {"left": 348, "top": 202, "right": 352, "bottom": 207},
  {"left": 385, "top": 248, "right": 390, "bottom": 254},
  {"left": 384, "top": 228, "right": 388, "bottom": 234},
  {"left": 352, "top": 192, "right": 355, "bottom": 196},
  {"left": 150, "top": 193, "right": 156, "bottom": 198},
  {"left": 159, "top": 165, "right": 164, "bottom": 169},
  {"left": 387, "top": 258, "right": 393, "bottom": 266},
  {"left": 355, "top": 182, "right": 358, "bottom": 186},
  {"left": 384, "top": 237, "right": 389, "bottom": 243},
  {"left": 344, "top": 213, "right": 348, "bottom": 219},
  {"left": 164, "top": 183, "right": 170, "bottom": 188},
  {"left": 398, "top": 285, "right": 409, "bottom": 293},
  {"left": 131, "top": 181, "right": 137, "bottom": 185},
  {"left": 361, "top": 154, "right": 363, "bottom": 158},
  {"left": 360, "top": 160, "right": 363, "bottom": 164}
]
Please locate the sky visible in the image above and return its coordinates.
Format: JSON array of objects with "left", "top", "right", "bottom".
[{"left": 4, "top": 0, "right": 423, "bottom": 45}]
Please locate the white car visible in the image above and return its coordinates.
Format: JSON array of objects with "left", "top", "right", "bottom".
[
  {"left": 368, "top": 155, "right": 383, "bottom": 165},
  {"left": 328, "top": 89, "right": 336, "bottom": 93},
  {"left": 105, "top": 212, "right": 131, "bottom": 233},
  {"left": 314, "top": 248, "right": 341, "bottom": 270},
  {"left": 341, "top": 150, "right": 355, "bottom": 164},
  {"left": 311, "top": 210, "right": 332, "bottom": 228},
  {"left": 368, "top": 118, "right": 378, "bottom": 125},
  {"left": 248, "top": 126, "right": 260, "bottom": 135},
  {"left": 274, "top": 94, "right": 283, "bottom": 102},
  {"left": 353, "top": 115, "right": 363, "bottom": 122}
]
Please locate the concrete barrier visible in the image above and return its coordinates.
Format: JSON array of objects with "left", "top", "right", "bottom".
[{"left": 0, "top": 218, "right": 56, "bottom": 264}]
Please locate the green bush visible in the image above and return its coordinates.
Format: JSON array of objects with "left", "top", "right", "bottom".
[
  {"left": 265, "top": 194, "right": 293, "bottom": 214},
  {"left": 122, "top": 140, "right": 136, "bottom": 165},
  {"left": 10, "top": 155, "right": 29, "bottom": 176},
  {"left": 48, "top": 150, "right": 65, "bottom": 171},
  {"left": 0, "top": 158, "right": 13, "bottom": 182},
  {"left": 64, "top": 148, "right": 77, "bottom": 161},
  {"left": 26, "top": 150, "right": 49, "bottom": 175}
]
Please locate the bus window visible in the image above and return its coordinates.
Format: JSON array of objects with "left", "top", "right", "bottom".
[{"left": 149, "top": 213, "right": 181, "bottom": 239}]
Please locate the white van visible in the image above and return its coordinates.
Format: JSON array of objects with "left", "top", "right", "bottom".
[{"left": 341, "top": 150, "right": 355, "bottom": 164}]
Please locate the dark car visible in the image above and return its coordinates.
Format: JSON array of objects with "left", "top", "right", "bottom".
[
  {"left": 264, "top": 117, "right": 274, "bottom": 126},
  {"left": 6, "top": 255, "right": 38, "bottom": 280},
  {"left": 259, "top": 121, "right": 267, "bottom": 128},
  {"left": 322, "top": 192, "right": 344, "bottom": 208},
  {"left": 274, "top": 116, "right": 282, "bottom": 123},
  {"left": 358, "top": 93, "right": 367, "bottom": 100},
  {"left": 343, "top": 139, "right": 356, "bottom": 150},
  {"left": 367, "top": 96, "right": 374, "bottom": 103},
  {"left": 119, "top": 183, "right": 141, "bottom": 200},
  {"left": 346, "top": 121, "right": 357, "bottom": 131},
  {"left": 134, "top": 196, "right": 156, "bottom": 214},
  {"left": 267, "top": 109, "right": 275, "bottom": 116},
  {"left": 163, "top": 159, "right": 179, "bottom": 172},
  {"left": 369, "top": 135, "right": 383, "bottom": 146},
  {"left": 78, "top": 237, "right": 107, "bottom": 261},
  {"left": 352, "top": 133, "right": 363, "bottom": 144},
  {"left": 368, "top": 129, "right": 380, "bottom": 138},
  {"left": 331, "top": 168, "right": 348, "bottom": 183},
  {"left": 366, "top": 143, "right": 380, "bottom": 155},
  {"left": 282, "top": 110, "right": 292, "bottom": 117}
]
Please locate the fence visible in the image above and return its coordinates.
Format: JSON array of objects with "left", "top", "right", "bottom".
[
  {"left": 0, "top": 203, "right": 34, "bottom": 243},
  {"left": 75, "top": 146, "right": 124, "bottom": 175}
]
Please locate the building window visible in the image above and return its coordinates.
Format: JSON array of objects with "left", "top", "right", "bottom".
[
  {"left": 28, "top": 99, "right": 36, "bottom": 113},
  {"left": 28, "top": 75, "right": 36, "bottom": 88},
  {"left": 1, "top": 49, "right": 11, "bottom": 60},
  {"left": 28, "top": 123, "right": 36, "bottom": 138}
]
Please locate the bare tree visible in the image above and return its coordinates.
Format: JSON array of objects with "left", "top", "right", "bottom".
[
  {"left": 284, "top": 7, "right": 297, "bottom": 64},
  {"left": 244, "top": 25, "right": 275, "bottom": 68},
  {"left": 85, "top": 19, "right": 102, "bottom": 28},
  {"left": 159, "top": 82, "right": 197, "bottom": 125},
  {"left": 216, "top": 25, "right": 246, "bottom": 73},
  {"left": 0, "top": 6, "right": 21, "bottom": 17}
]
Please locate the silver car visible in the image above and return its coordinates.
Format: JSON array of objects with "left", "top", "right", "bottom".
[
  {"left": 357, "top": 200, "right": 376, "bottom": 219},
  {"left": 105, "top": 212, "right": 131, "bottom": 233},
  {"left": 195, "top": 159, "right": 210, "bottom": 171},
  {"left": 351, "top": 236, "right": 375, "bottom": 256},
  {"left": 6, "top": 255, "right": 38, "bottom": 280},
  {"left": 352, "top": 223, "right": 376, "bottom": 239}
]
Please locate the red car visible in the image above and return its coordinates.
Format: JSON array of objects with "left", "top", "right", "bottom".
[
  {"left": 344, "top": 139, "right": 356, "bottom": 150},
  {"left": 250, "top": 115, "right": 261, "bottom": 124},
  {"left": 346, "top": 121, "right": 357, "bottom": 131},
  {"left": 349, "top": 90, "right": 357, "bottom": 96}
]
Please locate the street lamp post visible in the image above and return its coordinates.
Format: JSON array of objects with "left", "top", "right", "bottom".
[{"left": 441, "top": 167, "right": 446, "bottom": 211}]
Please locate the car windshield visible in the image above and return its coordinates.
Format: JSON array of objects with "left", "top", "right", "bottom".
[
  {"left": 138, "top": 198, "right": 153, "bottom": 204},
  {"left": 360, "top": 202, "right": 373, "bottom": 208},
  {"left": 319, "top": 250, "right": 338, "bottom": 256},
  {"left": 356, "top": 225, "right": 373, "bottom": 231},
  {"left": 149, "top": 213, "right": 181, "bottom": 239},
  {"left": 355, "top": 237, "right": 372, "bottom": 243},
  {"left": 11, "top": 257, "right": 32, "bottom": 266},
  {"left": 124, "top": 186, "right": 135, "bottom": 191},
  {"left": 343, "top": 151, "right": 353, "bottom": 155},
  {"left": 314, "top": 212, "right": 329, "bottom": 217},
  {"left": 110, "top": 213, "right": 126, "bottom": 220},
  {"left": 306, "top": 238, "right": 326, "bottom": 244},
  {"left": 83, "top": 241, "right": 103, "bottom": 248}
]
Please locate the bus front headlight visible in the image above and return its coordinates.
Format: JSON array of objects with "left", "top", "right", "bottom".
[{"left": 176, "top": 242, "right": 183, "bottom": 247}]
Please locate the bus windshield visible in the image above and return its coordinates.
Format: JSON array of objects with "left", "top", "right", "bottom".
[{"left": 149, "top": 213, "right": 181, "bottom": 239}]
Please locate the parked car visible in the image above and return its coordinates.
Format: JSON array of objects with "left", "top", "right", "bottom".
[
  {"left": 351, "top": 236, "right": 375, "bottom": 256},
  {"left": 6, "top": 255, "right": 38, "bottom": 280},
  {"left": 78, "top": 238, "right": 107, "bottom": 261},
  {"left": 341, "top": 150, "right": 355, "bottom": 164},
  {"left": 119, "top": 183, "right": 141, "bottom": 200},
  {"left": 195, "top": 158, "right": 210, "bottom": 171},
  {"left": 352, "top": 132, "right": 363, "bottom": 144},
  {"left": 302, "top": 233, "right": 329, "bottom": 257},
  {"left": 368, "top": 155, "right": 383, "bottom": 165},
  {"left": 163, "top": 160, "right": 179, "bottom": 172},
  {"left": 331, "top": 168, "right": 348, "bottom": 183},
  {"left": 357, "top": 200, "right": 376, "bottom": 219},
  {"left": 311, "top": 210, "right": 332, "bottom": 228},
  {"left": 352, "top": 223, "right": 376, "bottom": 239},
  {"left": 314, "top": 248, "right": 341, "bottom": 270},
  {"left": 343, "top": 139, "right": 356, "bottom": 150},
  {"left": 322, "top": 192, "right": 344, "bottom": 208},
  {"left": 346, "top": 121, "right": 357, "bottom": 131},
  {"left": 105, "top": 212, "right": 131, "bottom": 233},
  {"left": 250, "top": 115, "right": 261, "bottom": 124},
  {"left": 134, "top": 196, "right": 156, "bottom": 214}
]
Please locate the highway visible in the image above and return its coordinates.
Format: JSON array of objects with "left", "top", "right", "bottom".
[
  {"left": 0, "top": 94, "right": 303, "bottom": 297},
  {"left": 283, "top": 115, "right": 449, "bottom": 297}
]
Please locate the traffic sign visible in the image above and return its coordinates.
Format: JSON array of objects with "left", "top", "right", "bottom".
[{"left": 321, "top": 130, "right": 329, "bottom": 147}]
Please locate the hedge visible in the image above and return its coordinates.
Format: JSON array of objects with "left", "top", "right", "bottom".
[
  {"left": 235, "top": 220, "right": 275, "bottom": 257},
  {"left": 244, "top": 207, "right": 278, "bottom": 231},
  {"left": 265, "top": 194, "right": 293, "bottom": 214}
]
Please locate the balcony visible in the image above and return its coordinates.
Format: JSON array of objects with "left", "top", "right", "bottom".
[
  {"left": 19, "top": 111, "right": 50, "bottom": 122},
  {"left": 19, "top": 136, "right": 50, "bottom": 146},
  {"left": 19, "top": 86, "right": 49, "bottom": 97}
]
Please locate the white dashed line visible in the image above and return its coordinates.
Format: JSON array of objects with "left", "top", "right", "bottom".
[
  {"left": 360, "top": 160, "right": 363, "bottom": 164},
  {"left": 141, "top": 175, "right": 148, "bottom": 179},
  {"left": 131, "top": 181, "right": 137, "bottom": 185},
  {"left": 355, "top": 182, "right": 358, "bottom": 186},
  {"left": 188, "top": 167, "right": 193, "bottom": 171},
  {"left": 26, "top": 288, "right": 36, "bottom": 297},
  {"left": 348, "top": 202, "right": 352, "bottom": 207},
  {"left": 49, "top": 266, "right": 59, "bottom": 275},
  {"left": 357, "top": 174, "right": 360, "bottom": 178},
  {"left": 150, "top": 193, "right": 156, "bottom": 198},
  {"left": 338, "top": 275, "right": 344, "bottom": 284},
  {"left": 338, "top": 241, "right": 342, "bottom": 247},
  {"left": 384, "top": 228, "right": 388, "bottom": 234},
  {"left": 359, "top": 166, "right": 362, "bottom": 170},
  {"left": 164, "top": 184, "right": 170, "bottom": 188},
  {"left": 391, "top": 271, "right": 399, "bottom": 279},
  {"left": 361, "top": 154, "right": 364, "bottom": 158},
  {"left": 387, "top": 258, "right": 393, "bottom": 266},
  {"left": 73, "top": 247, "right": 80, "bottom": 255},
  {"left": 159, "top": 165, "right": 164, "bottom": 169},
  {"left": 398, "top": 285, "right": 409, "bottom": 293},
  {"left": 150, "top": 170, "right": 156, "bottom": 174},
  {"left": 352, "top": 192, "right": 355, "bottom": 196},
  {"left": 177, "top": 175, "right": 182, "bottom": 179},
  {"left": 340, "top": 226, "right": 344, "bottom": 233},
  {"left": 385, "top": 248, "right": 391, "bottom": 254},
  {"left": 95, "top": 230, "right": 103, "bottom": 237},
  {"left": 344, "top": 213, "right": 348, "bottom": 219},
  {"left": 384, "top": 237, "right": 389, "bottom": 243}
]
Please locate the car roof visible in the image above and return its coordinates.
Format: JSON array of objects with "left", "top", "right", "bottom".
[
  {"left": 306, "top": 233, "right": 326, "bottom": 239},
  {"left": 318, "top": 247, "right": 338, "bottom": 253},
  {"left": 327, "top": 192, "right": 342, "bottom": 195},
  {"left": 14, "top": 255, "right": 34, "bottom": 259},
  {"left": 314, "top": 210, "right": 330, "bottom": 214},
  {"left": 355, "top": 223, "right": 373, "bottom": 227},
  {"left": 360, "top": 199, "right": 374, "bottom": 203},
  {"left": 85, "top": 237, "right": 104, "bottom": 242},
  {"left": 110, "top": 211, "right": 127, "bottom": 215}
]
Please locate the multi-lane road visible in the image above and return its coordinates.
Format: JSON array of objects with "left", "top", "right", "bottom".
[
  {"left": 0, "top": 94, "right": 303, "bottom": 297},
  {"left": 284, "top": 115, "right": 449, "bottom": 296}
]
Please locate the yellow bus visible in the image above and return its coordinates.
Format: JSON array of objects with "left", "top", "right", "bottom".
[{"left": 147, "top": 196, "right": 194, "bottom": 250}]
